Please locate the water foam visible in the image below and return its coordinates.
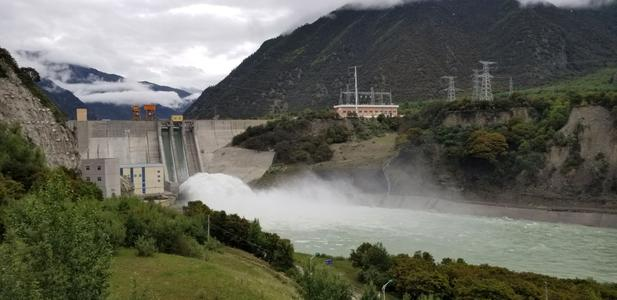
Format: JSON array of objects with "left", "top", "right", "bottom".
[{"left": 179, "top": 172, "right": 617, "bottom": 282}]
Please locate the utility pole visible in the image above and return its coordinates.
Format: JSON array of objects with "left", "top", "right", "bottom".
[
  {"left": 352, "top": 66, "right": 359, "bottom": 114},
  {"left": 442, "top": 76, "right": 458, "bottom": 102},
  {"left": 207, "top": 214, "right": 211, "bottom": 242},
  {"left": 479, "top": 61, "right": 496, "bottom": 101},
  {"left": 544, "top": 281, "right": 548, "bottom": 300},
  {"left": 472, "top": 69, "right": 480, "bottom": 101},
  {"left": 509, "top": 76, "right": 514, "bottom": 96}
]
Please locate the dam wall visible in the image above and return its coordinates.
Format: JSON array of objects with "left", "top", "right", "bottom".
[
  {"left": 73, "top": 121, "right": 161, "bottom": 165},
  {"left": 71, "top": 119, "right": 273, "bottom": 185}
]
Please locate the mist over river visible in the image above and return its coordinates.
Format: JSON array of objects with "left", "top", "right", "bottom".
[{"left": 180, "top": 173, "right": 617, "bottom": 282}]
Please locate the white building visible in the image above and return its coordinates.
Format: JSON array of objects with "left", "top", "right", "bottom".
[
  {"left": 120, "top": 163, "right": 165, "bottom": 196},
  {"left": 80, "top": 158, "right": 121, "bottom": 198},
  {"left": 333, "top": 104, "right": 399, "bottom": 119}
]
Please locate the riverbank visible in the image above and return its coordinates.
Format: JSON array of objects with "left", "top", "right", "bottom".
[{"left": 384, "top": 195, "right": 617, "bottom": 229}]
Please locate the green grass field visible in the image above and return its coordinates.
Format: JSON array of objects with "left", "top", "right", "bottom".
[{"left": 109, "top": 248, "right": 299, "bottom": 300}]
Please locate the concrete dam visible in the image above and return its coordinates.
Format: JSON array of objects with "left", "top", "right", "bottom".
[{"left": 70, "top": 120, "right": 275, "bottom": 188}]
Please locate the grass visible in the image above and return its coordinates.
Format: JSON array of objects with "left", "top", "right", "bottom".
[{"left": 109, "top": 247, "right": 299, "bottom": 300}]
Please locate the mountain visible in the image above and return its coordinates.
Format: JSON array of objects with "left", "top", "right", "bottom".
[
  {"left": 139, "top": 81, "right": 192, "bottom": 98},
  {"left": 16, "top": 51, "right": 196, "bottom": 120},
  {"left": 185, "top": 0, "right": 617, "bottom": 119},
  {"left": 37, "top": 78, "right": 98, "bottom": 120},
  {"left": 0, "top": 47, "right": 79, "bottom": 168}
]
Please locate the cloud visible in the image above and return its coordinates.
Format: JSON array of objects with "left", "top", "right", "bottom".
[
  {"left": 58, "top": 80, "right": 187, "bottom": 108},
  {"left": 1, "top": 0, "right": 608, "bottom": 91}
]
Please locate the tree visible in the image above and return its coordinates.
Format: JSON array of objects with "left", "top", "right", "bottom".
[
  {"left": 465, "top": 130, "right": 508, "bottom": 163},
  {"left": 350, "top": 242, "right": 392, "bottom": 272}
]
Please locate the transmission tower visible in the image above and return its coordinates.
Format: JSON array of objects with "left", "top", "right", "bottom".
[
  {"left": 471, "top": 69, "right": 481, "bottom": 101},
  {"left": 441, "top": 76, "right": 458, "bottom": 102},
  {"left": 479, "top": 61, "right": 496, "bottom": 101}
]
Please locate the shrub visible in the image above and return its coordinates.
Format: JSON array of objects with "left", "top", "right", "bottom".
[
  {"left": 174, "top": 234, "right": 205, "bottom": 259},
  {"left": 297, "top": 262, "right": 353, "bottom": 300},
  {"left": 2, "top": 172, "right": 113, "bottom": 299},
  {"left": 0, "top": 122, "right": 47, "bottom": 190},
  {"left": 135, "top": 235, "right": 157, "bottom": 257},
  {"left": 360, "top": 283, "right": 380, "bottom": 300}
]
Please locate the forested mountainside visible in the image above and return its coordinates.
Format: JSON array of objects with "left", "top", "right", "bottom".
[{"left": 186, "top": 0, "right": 617, "bottom": 118}]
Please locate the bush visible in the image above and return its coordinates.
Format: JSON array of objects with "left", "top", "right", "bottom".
[
  {"left": 0, "top": 122, "right": 47, "bottom": 190},
  {"left": 297, "top": 262, "right": 353, "bottom": 300},
  {"left": 174, "top": 234, "right": 205, "bottom": 259},
  {"left": 135, "top": 235, "right": 157, "bottom": 257},
  {"left": 360, "top": 283, "right": 380, "bottom": 300},
  {"left": 2, "top": 172, "right": 113, "bottom": 299}
]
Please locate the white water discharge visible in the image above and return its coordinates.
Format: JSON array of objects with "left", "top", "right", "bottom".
[{"left": 180, "top": 173, "right": 617, "bottom": 282}]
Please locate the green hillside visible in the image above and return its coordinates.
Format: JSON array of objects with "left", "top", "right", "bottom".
[
  {"left": 517, "top": 67, "right": 617, "bottom": 98},
  {"left": 109, "top": 247, "right": 299, "bottom": 300}
]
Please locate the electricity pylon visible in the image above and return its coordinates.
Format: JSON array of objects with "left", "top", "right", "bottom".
[
  {"left": 479, "top": 61, "right": 496, "bottom": 101},
  {"left": 441, "top": 76, "right": 459, "bottom": 102}
]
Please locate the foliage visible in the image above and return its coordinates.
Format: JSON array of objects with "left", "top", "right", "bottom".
[
  {"left": 343, "top": 243, "right": 617, "bottom": 300},
  {"left": 0, "top": 122, "right": 47, "bottom": 191},
  {"left": 394, "top": 92, "right": 617, "bottom": 188},
  {"left": 0, "top": 240, "right": 43, "bottom": 300},
  {"left": 359, "top": 283, "right": 380, "bottom": 300},
  {"left": 465, "top": 130, "right": 508, "bottom": 163},
  {"left": 350, "top": 242, "right": 392, "bottom": 285},
  {"left": 135, "top": 235, "right": 157, "bottom": 257},
  {"left": 183, "top": 201, "right": 295, "bottom": 271},
  {"left": 1, "top": 172, "right": 113, "bottom": 299},
  {"left": 233, "top": 110, "right": 398, "bottom": 164},
  {"left": 296, "top": 261, "right": 353, "bottom": 300}
]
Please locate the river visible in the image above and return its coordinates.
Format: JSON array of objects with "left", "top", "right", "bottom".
[{"left": 179, "top": 173, "right": 617, "bottom": 283}]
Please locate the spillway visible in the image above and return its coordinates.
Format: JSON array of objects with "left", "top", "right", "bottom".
[
  {"left": 160, "top": 126, "right": 176, "bottom": 182},
  {"left": 183, "top": 122, "right": 202, "bottom": 176}
]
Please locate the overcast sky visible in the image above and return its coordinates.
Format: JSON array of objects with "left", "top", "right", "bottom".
[{"left": 0, "top": 0, "right": 601, "bottom": 90}]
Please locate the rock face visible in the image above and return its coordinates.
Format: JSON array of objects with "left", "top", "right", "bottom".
[
  {"left": 540, "top": 106, "right": 617, "bottom": 197},
  {"left": 442, "top": 107, "right": 530, "bottom": 127},
  {"left": 0, "top": 55, "right": 79, "bottom": 169}
]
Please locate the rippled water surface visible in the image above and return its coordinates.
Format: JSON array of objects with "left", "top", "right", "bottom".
[{"left": 181, "top": 173, "right": 617, "bottom": 282}]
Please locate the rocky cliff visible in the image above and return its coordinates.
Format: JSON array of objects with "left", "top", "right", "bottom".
[
  {"left": 540, "top": 106, "right": 617, "bottom": 198},
  {"left": 0, "top": 49, "right": 78, "bottom": 169}
]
